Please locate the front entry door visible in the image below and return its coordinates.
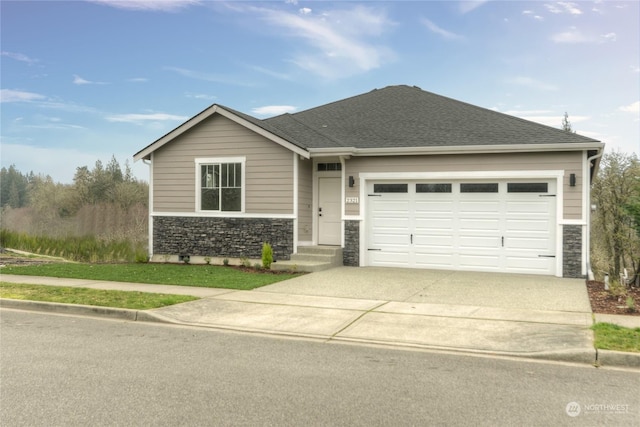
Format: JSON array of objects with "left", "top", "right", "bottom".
[{"left": 318, "top": 177, "right": 341, "bottom": 245}]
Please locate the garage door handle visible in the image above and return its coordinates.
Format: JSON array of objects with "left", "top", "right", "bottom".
[{"left": 410, "top": 234, "right": 413, "bottom": 244}]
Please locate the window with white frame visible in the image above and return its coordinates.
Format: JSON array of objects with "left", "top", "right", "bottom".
[{"left": 197, "top": 158, "right": 244, "bottom": 212}]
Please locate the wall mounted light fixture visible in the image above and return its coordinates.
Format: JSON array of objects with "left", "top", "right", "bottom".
[
  {"left": 570, "top": 173, "right": 576, "bottom": 187},
  {"left": 349, "top": 176, "right": 355, "bottom": 187}
]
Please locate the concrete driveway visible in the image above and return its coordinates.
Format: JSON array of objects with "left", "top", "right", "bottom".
[{"left": 259, "top": 267, "right": 592, "bottom": 313}]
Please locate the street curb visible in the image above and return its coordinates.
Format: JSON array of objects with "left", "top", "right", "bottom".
[
  {"left": 3, "top": 299, "right": 639, "bottom": 369},
  {"left": 596, "top": 349, "right": 640, "bottom": 368},
  {"left": 0, "top": 298, "right": 141, "bottom": 321}
]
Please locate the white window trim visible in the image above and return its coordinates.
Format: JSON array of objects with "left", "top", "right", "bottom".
[{"left": 195, "top": 157, "right": 246, "bottom": 214}]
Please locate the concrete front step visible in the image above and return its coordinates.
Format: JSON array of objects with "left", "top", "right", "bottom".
[
  {"left": 272, "top": 246, "right": 343, "bottom": 273},
  {"left": 271, "top": 260, "right": 334, "bottom": 273}
]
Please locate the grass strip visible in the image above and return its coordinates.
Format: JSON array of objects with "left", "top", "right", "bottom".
[
  {"left": 1, "top": 263, "right": 301, "bottom": 290},
  {"left": 0, "top": 282, "right": 198, "bottom": 310},
  {"left": 591, "top": 322, "right": 640, "bottom": 353}
]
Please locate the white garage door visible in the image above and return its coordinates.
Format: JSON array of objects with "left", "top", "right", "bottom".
[{"left": 367, "top": 180, "right": 556, "bottom": 275}]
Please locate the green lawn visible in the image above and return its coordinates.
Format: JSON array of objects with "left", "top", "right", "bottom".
[
  {"left": 1, "top": 263, "right": 301, "bottom": 290},
  {"left": 0, "top": 282, "right": 198, "bottom": 310},
  {"left": 592, "top": 323, "right": 640, "bottom": 353}
]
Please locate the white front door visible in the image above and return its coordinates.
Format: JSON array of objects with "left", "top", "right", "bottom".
[{"left": 318, "top": 177, "right": 341, "bottom": 245}]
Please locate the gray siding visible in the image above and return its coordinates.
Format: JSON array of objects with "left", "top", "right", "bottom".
[
  {"left": 153, "top": 114, "right": 294, "bottom": 214},
  {"left": 298, "top": 158, "right": 313, "bottom": 241},
  {"left": 344, "top": 152, "right": 583, "bottom": 220}
]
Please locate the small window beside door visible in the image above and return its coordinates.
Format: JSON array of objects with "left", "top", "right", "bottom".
[{"left": 317, "top": 163, "right": 342, "bottom": 171}]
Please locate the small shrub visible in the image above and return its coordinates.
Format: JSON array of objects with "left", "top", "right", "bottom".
[
  {"left": 223, "top": 258, "right": 229, "bottom": 266},
  {"left": 253, "top": 263, "right": 262, "bottom": 270},
  {"left": 627, "top": 296, "right": 636, "bottom": 313},
  {"left": 134, "top": 251, "right": 148, "bottom": 263},
  {"left": 240, "top": 257, "right": 251, "bottom": 268},
  {"left": 204, "top": 256, "right": 211, "bottom": 265},
  {"left": 262, "top": 242, "right": 273, "bottom": 269}
]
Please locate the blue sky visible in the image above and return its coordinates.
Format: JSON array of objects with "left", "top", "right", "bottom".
[{"left": 1, "top": 0, "right": 638, "bottom": 183}]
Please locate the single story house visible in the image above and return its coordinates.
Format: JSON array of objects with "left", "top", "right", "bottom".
[{"left": 134, "top": 85, "right": 604, "bottom": 278}]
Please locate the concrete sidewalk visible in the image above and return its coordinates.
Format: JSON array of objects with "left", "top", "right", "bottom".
[{"left": 2, "top": 269, "right": 639, "bottom": 368}]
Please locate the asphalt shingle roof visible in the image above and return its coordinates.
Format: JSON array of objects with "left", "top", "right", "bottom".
[{"left": 263, "top": 85, "right": 600, "bottom": 149}]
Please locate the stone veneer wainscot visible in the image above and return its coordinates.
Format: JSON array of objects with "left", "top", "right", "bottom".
[{"left": 153, "top": 216, "right": 294, "bottom": 261}]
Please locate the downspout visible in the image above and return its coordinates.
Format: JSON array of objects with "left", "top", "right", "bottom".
[{"left": 586, "top": 149, "right": 604, "bottom": 280}]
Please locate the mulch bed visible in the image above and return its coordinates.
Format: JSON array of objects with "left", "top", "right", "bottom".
[{"left": 586, "top": 280, "right": 640, "bottom": 316}]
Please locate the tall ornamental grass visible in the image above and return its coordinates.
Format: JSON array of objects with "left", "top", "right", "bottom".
[{"left": 0, "top": 229, "right": 147, "bottom": 263}]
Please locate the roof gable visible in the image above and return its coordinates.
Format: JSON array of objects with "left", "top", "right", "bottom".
[{"left": 133, "top": 104, "right": 309, "bottom": 161}]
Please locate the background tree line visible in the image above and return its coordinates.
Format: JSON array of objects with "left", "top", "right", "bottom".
[{"left": 1, "top": 156, "right": 148, "bottom": 250}]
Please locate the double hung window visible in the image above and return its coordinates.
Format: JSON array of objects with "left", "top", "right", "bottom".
[{"left": 197, "top": 158, "right": 244, "bottom": 212}]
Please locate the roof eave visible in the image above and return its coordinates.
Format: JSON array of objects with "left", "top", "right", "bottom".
[{"left": 308, "top": 142, "right": 605, "bottom": 158}]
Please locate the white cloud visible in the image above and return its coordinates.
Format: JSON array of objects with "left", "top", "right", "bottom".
[
  {"left": 185, "top": 92, "right": 216, "bottom": 101},
  {"left": 601, "top": 32, "right": 616, "bottom": 42},
  {"left": 0, "top": 89, "right": 46, "bottom": 103},
  {"left": 1, "top": 51, "right": 38, "bottom": 65},
  {"left": 459, "top": 1, "right": 489, "bottom": 14},
  {"left": 88, "top": 0, "right": 200, "bottom": 12},
  {"left": 545, "top": 2, "right": 582, "bottom": 15},
  {"left": 239, "top": 4, "right": 395, "bottom": 79},
  {"left": 619, "top": 101, "right": 640, "bottom": 114},
  {"left": 421, "top": 18, "right": 464, "bottom": 40},
  {"left": 522, "top": 10, "right": 543, "bottom": 20},
  {"left": 73, "top": 74, "right": 108, "bottom": 85},
  {"left": 631, "top": 65, "right": 640, "bottom": 73},
  {"left": 127, "top": 77, "right": 149, "bottom": 83},
  {"left": 509, "top": 76, "right": 558, "bottom": 91},
  {"left": 550, "top": 27, "right": 589, "bottom": 43},
  {"left": 299, "top": 8, "right": 312, "bottom": 15},
  {"left": 251, "top": 105, "right": 297, "bottom": 117},
  {"left": 164, "top": 66, "right": 255, "bottom": 86},
  {"left": 105, "top": 112, "right": 189, "bottom": 124}
]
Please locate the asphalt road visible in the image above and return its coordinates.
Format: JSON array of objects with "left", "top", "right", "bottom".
[{"left": 1, "top": 309, "right": 638, "bottom": 427}]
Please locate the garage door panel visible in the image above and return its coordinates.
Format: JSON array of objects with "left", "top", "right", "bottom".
[
  {"left": 414, "top": 252, "right": 455, "bottom": 269},
  {"left": 414, "top": 218, "right": 454, "bottom": 231},
  {"left": 367, "top": 180, "right": 556, "bottom": 275},
  {"left": 414, "top": 235, "right": 454, "bottom": 248},
  {"left": 459, "top": 201, "right": 500, "bottom": 214},
  {"left": 506, "top": 219, "right": 550, "bottom": 232},
  {"left": 506, "top": 237, "right": 552, "bottom": 251},
  {"left": 459, "top": 218, "right": 500, "bottom": 232},
  {"left": 458, "top": 254, "right": 501, "bottom": 269},
  {"left": 369, "top": 250, "right": 411, "bottom": 267},
  {"left": 415, "top": 200, "right": 454, "bottom": 212},
  {"left": 505, "top": 256, "right": 554, "bottom": 273},
  {"left": 459, "top": 236, "right": 500, "bottom": 249},
  {"left": 506, "top": 201, "right": 551, "bottom": 214}
]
